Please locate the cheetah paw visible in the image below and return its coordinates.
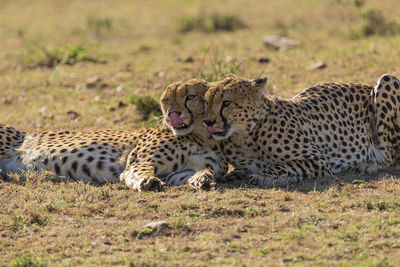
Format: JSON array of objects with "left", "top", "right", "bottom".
[
  {"left": 357, "top": 161, "right": 381, "bottom": 174},
  {"left": 248, "top": 174, "right": 274, "bottom": 188},
  {"left": 188, "top": 171, "right": 214, "bottom": 190},
  {"left": 131, "top": 177, "right": 164, "bottom": 192}
]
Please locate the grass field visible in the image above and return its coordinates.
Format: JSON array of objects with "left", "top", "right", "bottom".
[{"left": 1, "top": 0, "right": 400, "bottom": 265}]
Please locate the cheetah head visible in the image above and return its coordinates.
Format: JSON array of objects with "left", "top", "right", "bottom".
[
  {"left": 161, "top": 79, "right": 210, "bottom": 136},
  {"left": 203, "top": 75, "right": 267, "bottom": 140}
]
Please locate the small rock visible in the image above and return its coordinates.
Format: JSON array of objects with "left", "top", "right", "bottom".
[
  {"left": 143, "top": 221, "right": 170, "bottom": 231},
  {"left": 263, "top": 35, "right": 297, "bottom": 50},
  {"left": 307, "top": 61, "right": 327, "bottom": 71},
  {"left": 183, "top": 56, "right": 193, "bottom": 63},
  {"left": 94, "top": 96, "right": 100, "bottom": 102},
  {"left": 225, "top": 56, "right": 233, "bottom": 63},
  {"left": 75, "top": 84, "right": 86, "bottom": 90},
  {"left": 86, "top": 76, "right": 107, "bottom": 89},
  {"left": 86, "top": 76, "right": 102, "bottom": 88},
  {"left": 116, "top": 85, "right": 124, "bottom": 92},
  {"left": 39, "top": 107, "right": 47, "bottom": 116},
  {"left": 1, "top": 96, "right": 13, "bottom": 105},
  {"left": 158, "top": 72, "right": 165, "bottom": 78},
  {"left": 257, "top": 56, "right": 270, "bottom": 63},
  {"left": 66, "top": 110, "right": 81, "bottom": 120},
  {"left": 174, "top": 56, "right": 194, "bottom": 63}
]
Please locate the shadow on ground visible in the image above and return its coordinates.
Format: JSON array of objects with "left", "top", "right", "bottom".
[
  {"left": 2, "top": 167, "right": 400, "bottom": 194},
  {"left": 216, "top": 167, "right": 400, "bottom": 193}
]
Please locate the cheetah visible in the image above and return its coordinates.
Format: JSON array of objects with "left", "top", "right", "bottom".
[
  {"left": 202, "top": 74, "right": 400, "bottom": 187},
  {"left": 0, "top": 79, "right": 228, "bottom": 191}
]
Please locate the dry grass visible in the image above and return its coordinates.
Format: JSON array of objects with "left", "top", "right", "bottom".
[{"left": 1, "top": 0, "right": 400, "bottom": 265}]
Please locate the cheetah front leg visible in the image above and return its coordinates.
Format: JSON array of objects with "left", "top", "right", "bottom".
[
  {"left": 187, "top": 168, "right": 214, "bottom": 190},
  {"left": 223, "top": 158, "right": 271, "bottom": 182},
  {"left": 164, "top": 165, "right": 214, "bottom": 190},
  {"left": 120, "top": 162, "right": 164, "bottom": 192},
  {"left": 249, "top": 157, "right": 335, "bottom": 188},
  {"left": 185, "top": 150, "right": 229, "bottom": 190}
]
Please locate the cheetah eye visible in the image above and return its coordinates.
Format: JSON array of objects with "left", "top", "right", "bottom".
[
  {"left": 161, "top": 98, "right": 168, "bottom": 103},
  {"left": 222, "top": 100, "right": 232, "bottom": 108},
  {"left": 186, "top": 95, "right": 196, "bottom": 101}
]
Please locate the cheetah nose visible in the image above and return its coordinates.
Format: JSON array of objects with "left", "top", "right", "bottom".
[
  {"left": 169, "top": 111, "right": 184, "bottom": 128},
  {"left": 203, "top": 119, "right": 216, "bottom": 127}
]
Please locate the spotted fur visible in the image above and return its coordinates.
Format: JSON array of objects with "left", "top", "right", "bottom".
[
  {"left": 0, "top": 124, "right": 25, "bottom": 159},
  {"left": 203, "top": 74, "right": 400, "bottom": 187}
]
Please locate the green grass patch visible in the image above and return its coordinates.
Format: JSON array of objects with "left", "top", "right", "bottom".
[
  {"left": 129, "top": 95, "right": 162, "bottom": 121},
  {"left": 74, "top": 16, "right": 114, "bottom": 42},
  {"left": 198, "top": 47, "right": 245, "bottom": 82},
  {"left": 12, "top": 254, "right": 45, "bottom": 267},
  {"left": 174, "top": 11, "right": 246, "bottom": 33},
  {"left": 19, "top": 44, "right": 102, "bottom": 68},
  {"left": 349, "top": 8, "right": 400, "bottom": 39}
]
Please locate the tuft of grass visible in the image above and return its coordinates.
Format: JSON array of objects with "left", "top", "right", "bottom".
[
  {"left": 7, "top": 212, "right": 50, "bottom": 231},
  {"left": 74, "top": 16, "right": 114, "bottom": 42},
  {"left": 333, "top": 0, "right": 365, "bottom": 8},
  {"left": 129, "top": 95, "right": 162, "bottom": 121},
  {"left": 27, "top": 212, "right": 50, "bottom": 226},
  {"left": 175, "top": 11, "right": 246, "bottom": 33},
  {"left": 19, "top": 44, "right": 101, "bottom": 68},
  {"left": 11, "top": 254, "right": 44, "bottom": 267},
  {"left": 198, "top": 47, "right": 245, "bottom": 82},
  {"left": 365, "top": 200, "right": 400, "bottom": 211},
  {"left": 349, "top": 8, "right": 400, "bottom": 39},
  {"left": 8, "top": 214, "right": 24, "bottom": 232}
]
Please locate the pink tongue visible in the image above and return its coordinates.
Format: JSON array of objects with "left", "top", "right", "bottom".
[
  {"left": 206, "top": 126, "right": 218, "bottom": 134},
  {"left": 169, "top": 112, "right": 184, "bottom": 128}
]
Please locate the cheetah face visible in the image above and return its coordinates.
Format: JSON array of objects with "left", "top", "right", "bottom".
[
  {"left": 161, "top": 79, "right": 210, "bottom": 136},
  {"left": 203, "top": 76, "right": 267, "bottom": 140}
]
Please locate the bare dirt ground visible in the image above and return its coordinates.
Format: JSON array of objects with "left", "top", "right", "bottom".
[{"left": 1, "top": 0, "right": 400, "bottom": 265}]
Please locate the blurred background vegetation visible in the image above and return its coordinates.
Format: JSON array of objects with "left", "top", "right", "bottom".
[{"left": 0, "top": 0, "right": 399, "bottom": 130}]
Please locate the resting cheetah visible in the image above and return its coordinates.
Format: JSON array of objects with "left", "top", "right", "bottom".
[
  {"left": 0, "top": 79, "right": 228, "bottom": 191},
  {"left": 202, "top": 74, "right": 400, "bottom": 187}
]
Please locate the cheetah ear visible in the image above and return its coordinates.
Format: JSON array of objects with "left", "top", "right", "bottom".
[
  {"left": 251, "top": 76, "right": 268, "bottom": 92},
  {"left": 252, "top": 76, "right": 267, "bottom": 86}
]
